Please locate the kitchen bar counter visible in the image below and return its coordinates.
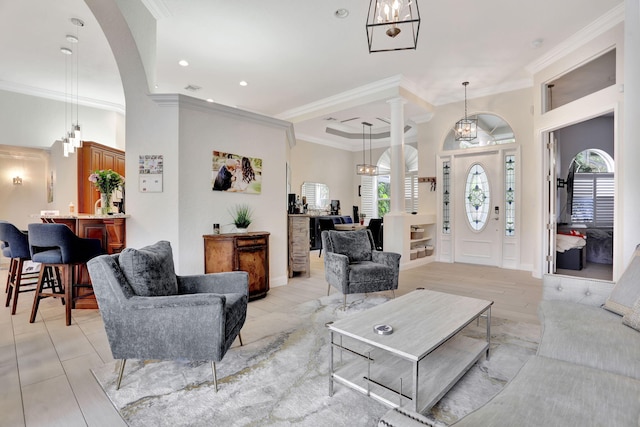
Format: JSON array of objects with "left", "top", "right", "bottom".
[
  {"left": 40, "top": 214, "right": 129, "bottom": 309},
  {"left": 41, "top": 214, "right": 129, "bottom": 254}
]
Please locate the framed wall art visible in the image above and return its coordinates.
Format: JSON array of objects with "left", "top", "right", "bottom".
[{"left": 212, "top": 151, "right": 262, "bottom": 194}]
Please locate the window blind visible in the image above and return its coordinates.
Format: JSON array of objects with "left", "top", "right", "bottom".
[{"left": 571, "top": 172, "right": 614, "bottom": 226}]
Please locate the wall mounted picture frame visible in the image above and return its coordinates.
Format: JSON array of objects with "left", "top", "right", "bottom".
[
  {"left": 139, "top": 154, "right": 163, "bottom": 192},
  {"left": 212, "top": 151, "right": 262, "bottom": 194}
]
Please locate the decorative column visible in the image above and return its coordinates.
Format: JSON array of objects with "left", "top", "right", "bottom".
[
  {"left": 388, "top": 97, "right": 406, "bottom": 214},
  {"left": 382, "top": 97, "right": 408, "bottom": 258}
]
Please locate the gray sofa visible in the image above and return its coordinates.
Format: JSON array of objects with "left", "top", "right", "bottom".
[{"left": 380, "top": 248, "right": 640, "bottom": 426}]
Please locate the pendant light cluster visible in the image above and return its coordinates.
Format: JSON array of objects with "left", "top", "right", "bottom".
[
  {"left": 454, "top": 81, "right": 478, "bottom": 142},
  {"left": 61, "top": 17, "right": 85, "bottom": 157},
  {"left": 356, "top": 122, "right": 378, "bottom": 176}
]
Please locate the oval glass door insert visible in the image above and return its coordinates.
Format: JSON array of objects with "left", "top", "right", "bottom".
[{"left": 465, "top": 163, "right": 490, "bottom": 231}]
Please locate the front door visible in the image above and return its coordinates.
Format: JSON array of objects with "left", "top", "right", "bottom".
[{"left": 454, "top": 151, "right": 502, "bottom": 266}]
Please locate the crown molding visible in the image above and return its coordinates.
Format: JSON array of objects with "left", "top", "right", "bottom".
[
  {"left": 295, "top": 129, "right": 418, "bottom": 152},
  {"left": 277, "top": 74, "right": 432, "bottom": 123},
  {"left": 0, "top": 80, "right": 126, "bottom": 114},
  {"left": 139, "top": 0, "right": 172, "bottom": 19},
  {"left": 432, "top": 78, "right": 533, "bottom": 106},
  {"left": 525, "top": 3, "right": 625, "bottom": 75},
  {"left": 151, "top": 93, "right": 297, "bottom": 148}
]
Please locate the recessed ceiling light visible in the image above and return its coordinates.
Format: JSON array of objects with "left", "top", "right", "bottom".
[
  {"left": 239, "top": 81, "right": 248, "bottom": 87},
  {"left": 70, "top": 18, "right": 85, "bottom": 27},
  {"left": 60, "top": 47, "right": 73, "bottom": 55},
  {"left": 66, "top": 34, "right": 78, "bottom": 43},
  {"left": 334, "top": 9, "right": 349, "bottom": 19},
  {"left": 531, "top": 38, "right": 544, "bottom": 49},
  {"left": 206, "top": 98, "right": 214, "bottom": 103},
  {"left": 179, "top": 60, "right": 189, "bottom": 67}
]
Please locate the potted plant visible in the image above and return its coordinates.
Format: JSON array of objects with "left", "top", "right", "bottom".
[{"left": 229, "top": 204, "right": 253, "bottom": 233}]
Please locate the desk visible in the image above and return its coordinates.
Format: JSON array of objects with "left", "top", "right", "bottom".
[{"left": 334, "top": 224, "right": 366, "bottom": 231}]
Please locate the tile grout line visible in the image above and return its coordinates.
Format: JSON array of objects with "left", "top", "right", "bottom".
[
  {"left": 42, "top": 311, "right": 90, "bottom": 427},
  {"left": 10, "top": 305, "right": 27, "bottom": 427}
]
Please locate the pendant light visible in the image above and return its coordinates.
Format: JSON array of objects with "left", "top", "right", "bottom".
[
  {"left": 454, "top": 82, "right": 478, "bottom": 142},
  {"left": 60, "top": 46, "right": 73, "bottom": 157},
  {"left": 70, "top": 18, "right": 84, "bottom": 148},
  {"left": 366, "top": 0, "right": 421, "bottom": 53},
  {"left": 356, "top": 122, "right": 378, "bottom": 176}
]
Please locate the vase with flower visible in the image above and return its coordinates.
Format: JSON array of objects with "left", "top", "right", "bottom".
[{"left": 88, "top": 169, "right": 124, "bottom": 215}]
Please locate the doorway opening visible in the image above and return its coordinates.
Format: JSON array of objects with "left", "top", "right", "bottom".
[{"left": 546, "top": 114, "right": 614, "bottom": 280}]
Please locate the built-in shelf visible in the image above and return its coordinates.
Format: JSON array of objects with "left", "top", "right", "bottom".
[{"left": 406, "top": 216, "right": 436, "bottom": 268}]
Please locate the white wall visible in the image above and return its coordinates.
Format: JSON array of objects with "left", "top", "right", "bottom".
[
  {"left": 177, "top": 97, "right": 291, "bottom": 285},
  {"left": 0, "top": 145, "right": 50, "bottom": 229},
  {"left": 622, "top": 0, "right": 640, "bottom": 266},
  {"left": 0, "top": 89, "right": 124, "bottom": 150},
  {"left": 290, "top": 138, "right": 357, "bottom": 215}
]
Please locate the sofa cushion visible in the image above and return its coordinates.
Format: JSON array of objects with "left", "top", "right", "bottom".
[
  {"left": 538, "top": 300, "right": 640, "bottom": 380},
  {"left": 118, "top": 240, "right": 178, "bottom": 297},
  {"left": 452, "top": 356, "right": 640, "bottom": 427},
  {"left": 348, "top": 261, "right": 394, "bottom": 289},
  {"left": 623, "top": 297, "right": 640, "bottom": 332},
  {"left": 604, "top": 246, "right": 640, "bottom": 315},
  {"left": 328, "top": 229, "right": 372, "bottom": 263}
]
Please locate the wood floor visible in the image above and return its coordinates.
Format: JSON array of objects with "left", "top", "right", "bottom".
[{"left": 0, "top": 254, "right": 542, "bottom": 427}]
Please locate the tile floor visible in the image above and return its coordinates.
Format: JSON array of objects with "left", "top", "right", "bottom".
[{"left": 0, "top": 254, "right": 543, "bottom": 426}]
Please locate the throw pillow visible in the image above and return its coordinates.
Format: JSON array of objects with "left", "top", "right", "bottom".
[
  {"left": 118, "top": 240, "right": 178, "bottom": 296},
  {"left": 622, "top": 296, "right": 640, "bottom": 332},
  {"left": 604, "top": 246, "right": 640, "bottom": 316},
  {"left": 330, "top": 229, "right": 373, "bottom": 263}
]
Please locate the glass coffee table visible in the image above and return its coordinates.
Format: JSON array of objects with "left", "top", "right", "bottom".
[{"left": 327, "top": 289, "right": 493, "bottom": 413}]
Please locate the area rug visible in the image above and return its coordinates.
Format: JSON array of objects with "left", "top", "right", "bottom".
[{"left": 91, "top": 293, "right": 540, "bottom": 427}]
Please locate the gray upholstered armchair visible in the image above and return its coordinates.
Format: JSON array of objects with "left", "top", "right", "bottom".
[
  {"left": 321, "top": 229, "right": 401, "bottom": 309},
  {"left": 86, "top": 241, "right": 248, "bottom": 392}
]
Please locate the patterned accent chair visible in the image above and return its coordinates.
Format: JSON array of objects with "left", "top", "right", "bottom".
[
  {"left": 321, "top": 229, "right": 401, "bottom": 310},
  {"left": 87, "top": 240, "right": 248, "bottom": 392}
]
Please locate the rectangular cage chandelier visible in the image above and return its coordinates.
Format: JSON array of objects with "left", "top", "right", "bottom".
[
  {"left": 366, "top": 0, "right": 421, "bottom": 53},
  {"left": 454, "top": 81, "right": 478, "bottom": 142}
]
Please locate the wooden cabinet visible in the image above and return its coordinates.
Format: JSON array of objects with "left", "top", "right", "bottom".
[
  {"left": 288, "top": 215, "right": 310, "bottom": 277},
  {"left": 203, "top": 232, "right": 270, "bottom": 300},
  {"left": 77, "top": 141, "right": 125, "bottom": 214}
]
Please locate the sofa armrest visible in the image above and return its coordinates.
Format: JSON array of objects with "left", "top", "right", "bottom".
[
  {"left": 372, "top": 251, "right": 401, "bottom": 270},
  {"left": 542, "top": 274, "right": 614, "bottom": 307},
  {"left": 177, "top": 271, "right": 249, "bottom": 297}
]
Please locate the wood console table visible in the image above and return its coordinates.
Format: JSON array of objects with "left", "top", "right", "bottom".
[
  {"left": 41, "top": 214, "right": 129, "bottom": 308},
  {"left": 203, "top": 232, "right": 270, "bottom": 300}
]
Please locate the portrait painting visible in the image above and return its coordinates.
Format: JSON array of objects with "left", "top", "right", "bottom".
[{"left": 212, "top": 151, "right": 262, "bottom": 194}]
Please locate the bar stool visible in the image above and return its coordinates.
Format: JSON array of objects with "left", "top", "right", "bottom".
[
  {"left": 28, "top": 223, "right": 103, "bottom": 326},
  {"left": 0, "top": 222, "right": 47, "bottom": 314}
]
